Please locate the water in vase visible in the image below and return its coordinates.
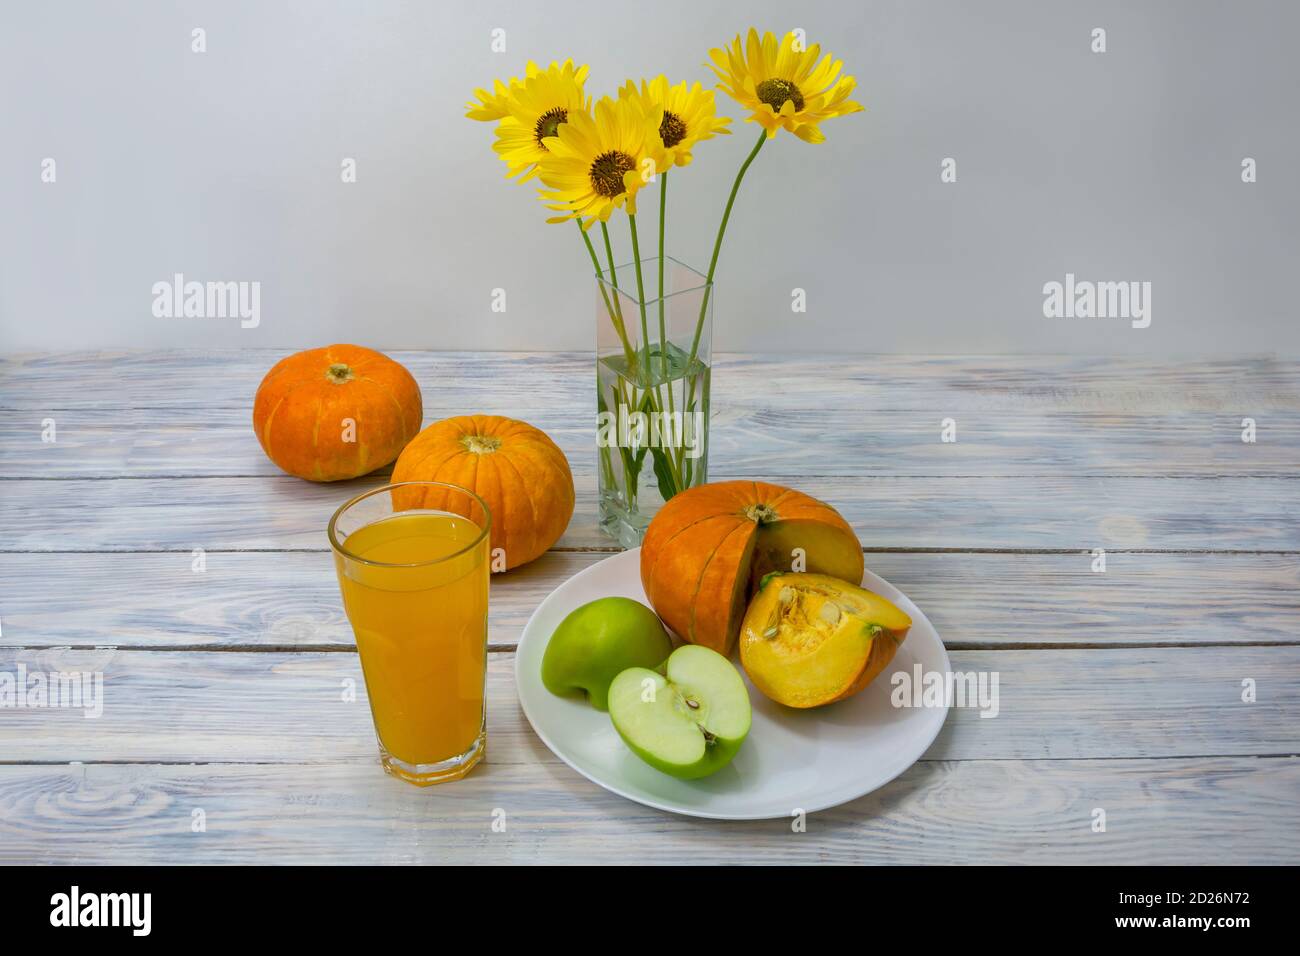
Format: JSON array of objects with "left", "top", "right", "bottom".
[{"left": 597, "top": 341, "right": 710, "bottom": 548}]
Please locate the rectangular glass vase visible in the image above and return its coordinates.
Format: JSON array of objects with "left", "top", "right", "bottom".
[{"left": 596, "top": 255, "right": 712, "bottom": 547}]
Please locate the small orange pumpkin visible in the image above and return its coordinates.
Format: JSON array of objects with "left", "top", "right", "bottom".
[
  {"left": 391, "top": 415, "right": 575, "bottom": 570},
  {"left": 253, "top": 344, "right": 422, "bottom": 481}
]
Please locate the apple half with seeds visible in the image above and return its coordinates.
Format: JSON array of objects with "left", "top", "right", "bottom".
[{"left": 607, "top": 645, "right": 751, "bottom": 779}]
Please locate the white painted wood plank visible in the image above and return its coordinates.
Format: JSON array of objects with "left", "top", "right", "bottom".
[
  {"left": 0, "top": 550, "right": 582, "bottom": 649},
  {"left": 4, "top": 351, "right": 1297, "bottom": 413},
  {"left": 0, "top": 408, "right": 596, "bottom": 478},
  {"left": 5, "top": 349, "right": 1297, "bottom": 480},
  {"left": 0, "top": 757, "right": 1294, "bottom": 864},
  {"left": 1, "top": 647, "right": 1295, "bottom": 764},
  {"left": 6, "top": 406, "right": 1297, "bottom": 478},
  {"left": 3, "top": 551, "right": 1296, "bottom": 649},
  {"left": 1, "top": 350, "right": 1295, "bottom": 864},
  {"left": 3, "top": 474, "right": 1297, "bottom": 551}
]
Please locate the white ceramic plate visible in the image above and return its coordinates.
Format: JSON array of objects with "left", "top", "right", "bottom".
[{"left": 514, "top": 549, "right": 950, "bottom": 820}]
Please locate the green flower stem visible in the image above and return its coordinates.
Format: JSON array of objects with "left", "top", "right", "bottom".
[
  {"left": 688, "top": 129, "right": 767, "bottom": 365},
  {"left": 599, "top": 219, "right": 618, "bottom": 278},
  {"left": 683, "top": 130, "right": 768, "bottom": 431},
  {"left": 657, "top": 173, "right": 671, "bottom": 391},
  {"left": 629, "top": 210, "right": 683, "bottom": 494},
  {"left": 627, "top": 213, "right": 653, "bottom": 377},
  {"left": 579, "top": 220, "right": 637, "bottom": 374},
  {"left": 598, "top": 221, "right": 627, "bottom": 329},
  {"left": 597, "top": 216, "right": 653, "bottom": 417},
  {"left": 599, "top": 218, "right": 646, "bottom": 399},
  {"left": 658, "top": 173, "right": 685, "bottom": 481},
  {"left": 581, "top": 218, "right": 642, "bottom": 506},
  {"left": 596, "top": 217, "right": 650, "bottom": 416}
]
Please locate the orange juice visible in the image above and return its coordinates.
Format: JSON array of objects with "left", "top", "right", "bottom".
[{"left": 334, "top": 510, "right": 489, "bottom": 772}]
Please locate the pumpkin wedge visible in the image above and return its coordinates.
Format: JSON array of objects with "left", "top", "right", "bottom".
[
  {"left": 739, "top": 572, "right": 911, "bottom": 708},
  {"left": 640, "top": 481, "right": 863, "bottom": 655}
]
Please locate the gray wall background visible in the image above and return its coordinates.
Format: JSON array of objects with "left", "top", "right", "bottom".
[{"left": 2, "top": 0, "right": 1297, "bottom": 354}]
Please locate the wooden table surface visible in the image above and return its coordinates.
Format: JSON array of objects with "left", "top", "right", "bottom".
[{"left": 1, "top": 350, "right": 1297, "bottom": 864}]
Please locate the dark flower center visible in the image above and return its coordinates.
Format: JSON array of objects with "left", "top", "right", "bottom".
[
  {"left": 534, "top": 107, "right": 568, "bottom": 148},
  {"left": 660, "top": 110, "right": 688, "bottom": 148},
  {"left": 589, "top": 150, "right": 636, "bottom": 198},
  {"left": 756, "top": 78, "right": 804, "bottom": 113}
]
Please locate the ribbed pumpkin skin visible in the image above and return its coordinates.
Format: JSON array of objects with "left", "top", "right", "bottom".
[
  {"left": 640, "top": 481, "right": 864, "bottom": 655},
  {"left": 252, "top": 345, "right": 423, "bottom": 482},
  {"left": 391, "top": 415, "right": 575, "bottom": 570}
]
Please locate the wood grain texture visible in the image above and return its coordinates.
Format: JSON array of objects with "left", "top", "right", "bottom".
[
  {"left": 4, "top": 350, "right": 1298, "bottom": 479},
  {"left": 5, "top": 406, "right": 1299, "bottom": 479},
  {"left": 0, "top": 757, "right": 1295, "bottom": 864},
  {"left": 3, "top": 550, "right": 1297, "bottom": 650},
  {"left": 2, "top": 646, "right": 1296, "bottom": 764},
  {"left": 4, "top": 474, "right": 1299, "bottom": 552},
  {"left": 2, "top": 349, "right": 1297, "bottom": 865},
  {"left": 0, "top": 549, "right": 578, "bottom": 650},
  {"left": 4, "top": 351, "right": 1297, "bottom": 412}
]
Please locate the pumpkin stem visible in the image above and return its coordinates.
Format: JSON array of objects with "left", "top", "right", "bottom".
[
  {"left": 325, "top": 363, "right": 355, "bottom": 384},
  {"left": 460, "top": 434, "right": 502, "bottom": 455},
  {"left": 742, "top": 503, "right": 779, "bottom": 524}
]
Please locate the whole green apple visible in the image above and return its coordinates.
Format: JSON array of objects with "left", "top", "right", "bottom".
[{"left": 541, "top": 597, "right": 673, "bottom": 710}]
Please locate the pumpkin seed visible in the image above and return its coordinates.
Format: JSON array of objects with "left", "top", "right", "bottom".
[{"left": 818, "top": 602, "right": 842, "bottom": 626}]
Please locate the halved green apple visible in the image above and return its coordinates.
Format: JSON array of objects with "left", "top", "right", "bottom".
[{"left": 607, "top": 645, "right": 751, "bottom": 779}]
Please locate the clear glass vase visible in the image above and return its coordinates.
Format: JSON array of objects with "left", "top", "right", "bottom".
[{"left": 596, "top": 255, "right": 712, "bottom": 547}]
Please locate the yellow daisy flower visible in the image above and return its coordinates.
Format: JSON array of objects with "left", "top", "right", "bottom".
[
  {"left": 537, "top": 95, "right": 667, "bottom": 228},
  {"left": 491, "top": 60, "right": 590, "bottom": 181},
  {"left": 708, "top": 29, "right": 864, "bottom": 143},
  {"left": 618, "top": 76, "right": 730, "bottom": 169},
  {"left": 464, "top": 73, "right": 529, "bottom": 122}
]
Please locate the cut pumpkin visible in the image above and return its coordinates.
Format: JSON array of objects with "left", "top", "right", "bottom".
[
  {"left": 739, "top": 572, "right": 912, "bottom": 708},
  {"left": 639, "top": 481, "right": 864, "bottom": 655}
]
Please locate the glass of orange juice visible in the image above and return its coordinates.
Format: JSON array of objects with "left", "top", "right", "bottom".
[{"left": 328, "top": 481, "right": 491, "bottom": 786}]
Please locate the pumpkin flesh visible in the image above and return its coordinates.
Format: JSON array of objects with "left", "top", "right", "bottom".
[
  {"left": 739, "top": 572, "right": 912, "bottom": 708},
  {"left": 640, "top": 481, "right": 864, "bottom": 655}
]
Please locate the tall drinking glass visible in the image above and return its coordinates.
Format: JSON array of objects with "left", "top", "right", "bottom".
[{"left": 328, "top": 481, "right": 491, "bottom": 786}]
